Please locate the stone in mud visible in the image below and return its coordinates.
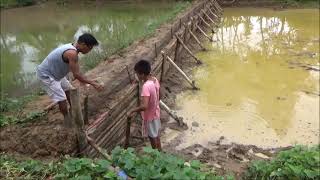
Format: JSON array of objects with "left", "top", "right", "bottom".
[{"left": 192, "top": 121, "right": 199, "bottom": 127}]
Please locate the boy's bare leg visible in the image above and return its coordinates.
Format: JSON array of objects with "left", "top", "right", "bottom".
[
  {"left": 58, "top": 100, "right": 72, "bottom": 127},
  {"left": 149, "top": 137, "right": 157, "bottom": 149},
  {"left": 156, "top": 137, "right": 162, "bottom": 151}
]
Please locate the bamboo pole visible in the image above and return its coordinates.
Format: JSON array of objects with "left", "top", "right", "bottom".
[
  {"left": 174, "top": 34, "right": 202, "bottom": 64},
  {"left": 83, "top": 95, "right": 89, "bottom": 125},
  {"left": 85, "top": 132, "right": 133, "bottom": 180},
  {"left": 124, "top": 116, "right": 131, "bottom": 148},
  {"left": 161, "top": 51, "right": 199, "bottom": 90},
  {"left": 159, "top": 100, "right": 186, "bottom": 127},
  {"left": 201, "top": 9, "right": 217, "bottom": 28},
  {"left": 196, "top": 24, "right": 213, "bottom": 42},
  {"left": 160, "top": 53, "right": 166, "bottom": 82},
  {"left": 213, "top": 0, "right": 223, "bottom": 12},
  {"left": 209, "top": 1, "right": 222, "bottom": 15},
  {"left": 198, "top": 14, "right": 214, "bottom": 33},
  {"left": 211, "top": 0, "right": 223, "bottom": 14},
  {"left": 70, "top": 88, "right": 87, "bottom": 153},
  {"left": 208, "top": 7, "right": 220, "bottom": 21},
  {"left": 188, "top": 26, "right": 206, "bottom": 51}
]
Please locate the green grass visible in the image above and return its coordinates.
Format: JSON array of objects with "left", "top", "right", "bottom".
[
  {"left": 0, "top": 147, "right": 233, "bottom": 180},
  {"left": 0, "top": 0, "right": 36, "bottom": 8},
  {"left": 273, "top": 0, "right": 320, "bottom": 7},
  {"left": 0, "top": 91, "right": 47, "bottom": 127},
  {"left": 244, "top": 145, "right": 320, "bottom": 180}
]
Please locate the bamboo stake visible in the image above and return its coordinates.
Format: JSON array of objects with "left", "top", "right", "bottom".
[
  {"left": 208, "top": 7, "right": 220, "bottom": 21},
  {"left": 124, "top": 116, "right": 131, "bottom": 148},
  {"left": 160, "top": 53, "right": 166, "bottom": 82},
  {"left": 211, "top": 0, "right": 223, "bottom": 14},
  {"left": 85, "top": 132, "right": 133, "bottom": 180},
  {"left": 188, "top": 26, "right": 206, "bottom": 51},
  {"left": 174, "top": 34, "right": 202, "bottom": 64},
  {"left": 70, "top": 88, "right": 87, "bottom": 153},
  {"left": 159, "top": 100, "right": 187, "bottom": 128},
  {"left": 196, "top": 24, "right": 213, "bottom": 42},
  {"left": 161, "top": 51, "right": 199, "bottom": 90},
  {"left": 83, "top": 95, "right": 89, "bottom": 125},
  {"left": 198, "top": 14, "right": 214, "bottom": 33},
  {"left": 201, "top": 9, "right": 217, "bottom": 28},
  {"left": 213, "top": 0, "right": 223, "bottom": 12},
  {"left": 209, "top": 1, "right": 222, "bottom": 15}
]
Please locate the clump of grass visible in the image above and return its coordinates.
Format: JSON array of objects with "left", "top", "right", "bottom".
[
  {"left": 244, "top": 145, "right": 320, "bottom": 180},
  {"left": 0, "top": 0, "right": 36, "bottom": 9},
  {"left": 0, "top": 91, "right": 46, "bottom": 127}
]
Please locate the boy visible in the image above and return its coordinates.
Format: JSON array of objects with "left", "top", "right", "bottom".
[{"left": 128, "top": 60, "right": 162, "bottom": 151}]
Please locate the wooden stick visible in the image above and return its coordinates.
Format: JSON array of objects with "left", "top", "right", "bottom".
[
  {"left": 159, "top": 100, "right": 186, "bottom": 127},
  {"left": 124, "top": 116, "right": 131, "bottom": 148},
  {"left": 211, "top": 0, "right": 223, "bottom": 13},
  {"left": 162, "top": 51, "right": 199, "bottom": 90},
  {"left": 188, "top": 26, "right": 207, "bottom": 51},
  {"left": 209, "top": 1, "right": 222, "bottom": 15},
  {"left": 70, "top": 88, "right": 87, "bottom": 153},
  {"left": 201, "top": 9, "right": 216, "bottom": 26},
  {"left": 125, "top": 65, "right": 133, "bottom": 84},
  {"left": 196, "top": 24, "right": 213, "bottom": 42},
  {"left": 83, "top": 95, "right": 89, "bottom": 125},
  {"left": 198, "top": 14, "right": 214, "bottom": 33},
  {"left": 160, "top": 53, "right": 166, "bottom": 82},
  {"left": 208, "top": 7, "right": 220, "bottom": 21},
  {"left": 85, "top": 132, "right": 133, "bottom": 180},
  {"left": 213, "top": 0, "right": 223, "bottom": 11},
  {"left": 174, "top": 34, "right": 202, "bottom": 64}
]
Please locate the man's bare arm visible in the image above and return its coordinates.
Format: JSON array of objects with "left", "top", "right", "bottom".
[{"left": 65, "top": 50, "right": 103, "bottom": 90}]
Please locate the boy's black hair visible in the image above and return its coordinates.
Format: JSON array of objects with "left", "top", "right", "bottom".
[
  {"left": 78, "top": 33, "right": 99, "bottom": 46},
  {"left": 134, "top": 59, "right": 151, "bottom": 75}
]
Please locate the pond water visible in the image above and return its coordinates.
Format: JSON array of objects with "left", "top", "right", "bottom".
[
  {"left": 164, "top": 8, "right": 319, "bottom": 149},
  {"left": 0, "top": 0, "right": 188, "bottom": 97}
]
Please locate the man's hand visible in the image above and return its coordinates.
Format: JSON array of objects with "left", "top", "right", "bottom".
[{"left": 91, "top": 82, "right": 104, "bottom": 91}]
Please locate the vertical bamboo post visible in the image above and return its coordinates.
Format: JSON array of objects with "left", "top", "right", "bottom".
[
  {"left": 154, "top": 43, "right": 158, "bottom": 57},
  {"left": 83, "top": 95, "right": 89, "bottom": 125},
  {"left": 173, "top": 38, "right": 181, "bottom": 62},
  {"left": 70, "top": 88, "right": 87, "bottom": 154},
  {"left": 124, "top": 117, "right": 131, "bottom": 148},
  {"left": 160, "top": 53, "right": 166, "bottom": 82}
]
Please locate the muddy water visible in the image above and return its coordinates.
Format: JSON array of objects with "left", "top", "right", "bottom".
[
  {"left": 0, "top": 0, "right": 188, "bottom": 97},
  {"left": 164, "top": 8, "right": 319, "bottom": 149}
]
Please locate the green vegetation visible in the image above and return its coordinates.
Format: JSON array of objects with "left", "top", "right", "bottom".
[
  {"left": 0, "top": 147, "right": 233, "bottom": 180},
  {"left": 274, "top": 0, "right": 319, "bottom": 7},
  {"left": 0, "top": 92, "right": 46, "bottom": 127},
  {"left": 0, "top": 0, "right": 36, "bottom": 8},
  {"left": 244, "top": 145, "right": 320, "bottom": 180}
]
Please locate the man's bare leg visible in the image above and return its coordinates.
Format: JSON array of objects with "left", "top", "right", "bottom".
[{"left": 58, "top": 100, "right": 72, "bottom": 127}]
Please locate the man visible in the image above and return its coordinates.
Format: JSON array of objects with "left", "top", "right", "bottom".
[{"left": 36, "top": 33, "right": 103, "bottom": 126}]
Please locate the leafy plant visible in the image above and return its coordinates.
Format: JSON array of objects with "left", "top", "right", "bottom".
[
  {"left": 111, "top": 146, "right": 227, "bottom": 180},
  {"left": 244, "top": 145, "right": 320, "bottom": 180}
]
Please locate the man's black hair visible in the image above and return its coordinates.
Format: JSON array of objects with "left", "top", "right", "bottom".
[
  {"left": 78, "top": 33, "right": 99, "bottom": 46},
  {"left": 134, "top": 59, "right": 151, "bottom": 75}
]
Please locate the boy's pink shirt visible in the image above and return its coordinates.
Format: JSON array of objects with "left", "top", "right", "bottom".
[{"left": 141, "top": 78, "right": 160, "bottom": 121}]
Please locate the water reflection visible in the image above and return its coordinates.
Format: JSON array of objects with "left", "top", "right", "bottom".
[
  {"left": 0, "top": 0, "right": 188, "bottom": 96},
  {"left": 169, "top": 8, "right": 319, "bottom": 149}
]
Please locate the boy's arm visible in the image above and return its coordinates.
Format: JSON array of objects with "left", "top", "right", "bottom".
[{"left": 128, "top": 96, "right": 149, "bottom": 117}]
